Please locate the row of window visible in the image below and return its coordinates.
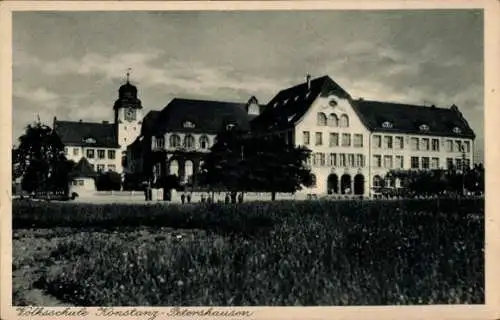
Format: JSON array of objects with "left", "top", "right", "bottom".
[
  {"left": 303, "top": 132, "right": 364, "bottom": 147},
  {"left": 407, "top": 157, "right": 470, "bottom": 170},
  {"left": 94, "top": 164, "right": 116, "bottom": 172},
  {"left": 307, "top": 153, "right": 366, "bottom": 168},
  {"left": 154, "top": 134, "right": 211, "bottom": 150},
  {"left": 65, "top": 147, "right": 116, "bottom": 160},
  {"left": 317, "top": 113, "right": 350, "bottom": 128},
  {"left": 372, "top": 155, "right": 406, "bottom": 169},
  {"left": 373, "top": 135, "right": 471, "bottom": 153}
]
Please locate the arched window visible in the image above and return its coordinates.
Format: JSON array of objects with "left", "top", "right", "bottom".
[
  {"left": 169, "top": 159, "right": 179, "bottom": 176},
  {"left": 185, "top": 160, "right": 193, "bottom": 183},
  {"left": 317, "top": 112, "right": 327, "bottom": 126},
  {"left": 199, "top": 135, "right": 210, "bottom": 149},
  {"left": 169, "top": 134, "right": 181, "bottom": 148},
  {"left": 184, "top": 134, "right": 195, "bottom": 149},
  {"left": 340, "top": 114, "right": 349, "bottom": 128},
  {"left": 328, "top": 113, "right": 339, "bottom": 127}
]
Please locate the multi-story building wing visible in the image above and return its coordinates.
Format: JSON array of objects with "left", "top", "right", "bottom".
[
  {"left": 128, "top": 97, "right": 263, "bottom": 186},
  {"left": 252, "top": 75, "right": 476, "bottom": 197}
]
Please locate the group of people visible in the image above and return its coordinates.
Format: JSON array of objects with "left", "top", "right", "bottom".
[{"left": 178, "top": 192, "right": 245, "bottom": 204}]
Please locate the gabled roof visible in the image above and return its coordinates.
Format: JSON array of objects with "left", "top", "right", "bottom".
[
  {"left": 54, "top": 120, "right": 120, "bottom": 148},
  {"left": 152, "top": 98, "right": 252, "bottom": 135},
  {"left": 71, "top": 157, "right": 96, "bottom": 178},
  {"left": 351, "top": 99, "right": 476, "bottom": 139},
  {"left": 251, "top": 75, "right": 351, "bottom": 131}
]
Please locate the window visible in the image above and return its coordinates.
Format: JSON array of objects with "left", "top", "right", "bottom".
[
  {"left": 170, "top": 134, "right": 181, "bottom": 148},
  {"left": 411, "top": 156, "right": 419, "bottom": 169},
  {"left": 319, "top": 153, "right": 326, "bottom": 166},
  {"left": 464, "top": 159, "right": 471, "bottom": 169},
  {"left": 305, "top": 155, "right": 312, "bottom": 167},
  {"left": 315, "top": 132, "right": 323, "bottom": 146},
  {"left": 348, "top": 154, "right": 355, "bottom": 167},
  {"left": 199, "top": 135, "right": 210, "bottom": 149},
  {"left": 446, "top": 158, "right": 454, "bottom": 169},
  {"left": 419, "top": 124, "right": 430, "bottom": 132},
  {"left": 311, "top": 174, "right": 317, "bottom": 188},
  {"left": 464, "top": 141, "right": 471, "bottom": 153},
  {"left": 341, "top": 133, "right": 351, "bottom": 147},
  {"left": 353, "top": 134, "right": 363, "bottom": 147},
  {"left": 384, "top": 136, "right": 393, "bottom": 149},
  {"left": 373, "top": 175, "right": 383, "bottom": 188},
  {"left": 155, "top": 137, "right": 165, "bottom": 149},
  {"left": 421, "top": 157, "right": 430, "bottom": 169},
  {"left": 90, "top": 164, "right": 95, "bottom": 171},
  {"left": 339, "top": 154, "right": 346, "bottom": 167},
  {"left": 317, "top": 112, "right": 327, "bottom": 126},
  {"left": 328, "top": 114, "right": 339, "bottom": 127},
  {"left": 329, "top": 153, "right": 337, "bottom": 166},
  {"left": 395, "top": 156, "right": 404, "bottom": 169},
  {"left": 382, "top": 121, "right": 393, "bottom": 129},
  {"left": 410, "top": 137, "right": 419, "bottom": 151},
  {"left": 64, "top": 147, "right": 68, "bottom": 155},
  {"left": 86, "top": 149, "right": 95, "bottom": 159},
  {"left": 384, "top": 155, "right": 393, "bottom": 169},
  {"left": 73, "top": 148, "right": 79, "bottom": 156},
  {"left": 329, "top": 133, "right": 339, "bottom": 147},
  {"left": 313, "top": 153, "right": 320, "bottom": 166},
  {"left": 108, "top": 164, "right": 116, "bottom": 172},
  {"left": 108, "top": 150, "right": 116, "bottom": 159},
  {"left": 373, "top": 135, "right": 382, "bottom": 148},
  {"left": 446, "top": 140, "right": 453, "bottom": 152},
  {"left": 183, "top": 121, "right": 196, "bottom": 128},
  {"left": 455, "top": 140, "right": 462, "bottom": 152},
  {"left": 303, "top": 131, "right": 310, "bottom": 145},
  {"left": 455, "top": 158, "right": 463, "bottom": 169},
  {"left": 373, "top": 155, "right": 382, "bottom": 168},
  {"left": 420, "top": 138, "right": 429, "bottom": 151},
  {"left": 395, "top": 136, "right": 404, "bottom": 149},
  {"left": 78, "top": 180, "right": 84, "bottom": 186},
  {"left": 355, "top": 154, "right": 364, "bottom": 167},
  {"left": 339, "top": 114, "right": 349, "bottom": 128},
  {"left": 184, "top": 135, "right": 195, "bottom": 149},
  {"left": 453, "top": 126, "right": 462, "bottom": 134},
  {"left": 97, "top": 164, "right": 105, "bottom": 172},
  {"left": 431, "top": 158, "right": 439, "bottom": 169},
  {"left": 98, "top": 149, "right": 105, "bottom": 159},
  {"left": 431, "top": 139, "right": 440, "bottom": 151}
]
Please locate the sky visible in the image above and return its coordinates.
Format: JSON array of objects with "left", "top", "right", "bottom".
[{"left": 12, "top": 10, "right": 484, "bottom": 161}]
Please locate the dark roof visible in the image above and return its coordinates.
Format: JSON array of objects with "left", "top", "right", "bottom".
[
  {"left": 71, "top": 157, "right": 96, "bottom": 178},
  {"left": 54, "top": 120, "right": 120, "bottom": 148},
  {"left": 152, "top": 98, "right": 252, "bottom": 135},
  {"left": 252, "top": 75, "right": 351, "bottom": 131},
  {"left": 140, "top": 111, "right": 161, "bottom": 136},
  {"left": 351, "top": 99, "right": 476, "bottom": 139}
]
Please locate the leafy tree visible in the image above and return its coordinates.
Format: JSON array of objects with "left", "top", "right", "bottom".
[
  {"left": 95, "top": 171, "right": 122, "bottom": 191},
  {"left": 12, "top": 121, "right": 73, "bottom": 196},
  {"left": 201, "top": 127, "right": 313, "bottom": 201}
]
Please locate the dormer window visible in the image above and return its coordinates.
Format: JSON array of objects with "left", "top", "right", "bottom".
[
  {"left": 83, "top": 137, "right": 96, "bottom": 144},
  {"left": 226, "top": 123, "right": 236, "bottom": 130},
  {"left": 381, "top": 121, "right": 393, "bottom": 129},
  {"left": 329, "top": 99, "right": 338, "bottom": 107},
  {"left": 183, "top": 121, "right": 195, "bottom": 129},
  {"left": 273, "top": 102, "right": 279, "bottom": 108},
  {"left": 453, "top": 126, "right": 462, "bottom": 134},
  {"left": 419, "top": 124, "right": 430, "bottom": 132}
]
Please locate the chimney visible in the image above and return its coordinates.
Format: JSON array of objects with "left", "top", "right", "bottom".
[{"left": 306, "top": 74, "right": 311, "bottom": 90}]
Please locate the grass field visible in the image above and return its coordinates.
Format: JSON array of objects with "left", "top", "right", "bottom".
[{"left": 12, "top": 198, "right": 484, "bottom": 306}]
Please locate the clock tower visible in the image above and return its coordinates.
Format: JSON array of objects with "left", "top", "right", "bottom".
[{"left": 113, "top": 70, "right": 143, "bottom": 154}]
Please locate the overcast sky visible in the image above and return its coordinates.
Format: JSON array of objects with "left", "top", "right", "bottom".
[{"left": 12, "top": 10, "right": 484, "bottom": 161}]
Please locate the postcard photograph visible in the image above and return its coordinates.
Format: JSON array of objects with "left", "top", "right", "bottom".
[{"left": 2, "top": 1, "right": 496, "bottom": 318}]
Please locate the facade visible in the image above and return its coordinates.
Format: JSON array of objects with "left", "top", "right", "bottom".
[
  {"left": 128, "top": 97, "right": 263, "bottom": 186},
  {"left": 69, "top": 157, "right": 97, "bottom": 196},
  {"left": 252, "top": 75, "right": 476, "bottom": 197},
  {"left": 54, "top": 75, "right": 143, "bottom": 174}
]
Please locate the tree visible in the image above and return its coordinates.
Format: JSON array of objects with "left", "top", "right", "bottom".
[
  {"left": 12, "top": 121, "right": 73, "bottom": 196},
  {"left": 200, "top": 127, "right": 313, "bottom": 201},
  {"left": 95, "top": 171, "right": 122, "bottom": 191}
]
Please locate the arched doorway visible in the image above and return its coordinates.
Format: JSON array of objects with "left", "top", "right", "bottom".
[
  {"left": 184, "top": 160, "right": 194, "bottom": 184},
  {"left": 169, "top": 159, "right": 179, "bottom": 177},
  {"left": 327, "top": 174, "right": 339, "bottom": 194},
  {"left": 340, "top": 174, "right": 351, "bottom": 194},
  {"left": 354, "top": 174, "right": 365, "bottom": 195}
]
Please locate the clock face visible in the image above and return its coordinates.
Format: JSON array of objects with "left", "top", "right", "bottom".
[{"left": 124, "top": 108, "right": 136, "bottom": 122}]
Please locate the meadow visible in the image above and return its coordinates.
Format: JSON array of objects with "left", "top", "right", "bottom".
[{"left": 12, "top": 198, "right": 484, "bottom": 306}]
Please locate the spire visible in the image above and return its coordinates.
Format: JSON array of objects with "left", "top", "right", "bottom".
[{"left": 126, "top": 68, "right": 131, "bottom": 84}]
